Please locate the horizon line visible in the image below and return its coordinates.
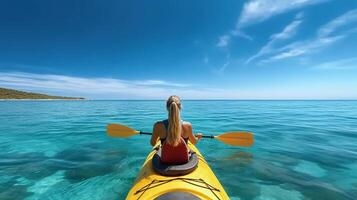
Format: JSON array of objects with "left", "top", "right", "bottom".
[{"left": 2, "top": 99, "right": 357, "bottom": 101}]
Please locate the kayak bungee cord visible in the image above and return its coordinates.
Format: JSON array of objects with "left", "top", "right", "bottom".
[{"left": 134, "top": 177, "right": 221, "bottom": 200}]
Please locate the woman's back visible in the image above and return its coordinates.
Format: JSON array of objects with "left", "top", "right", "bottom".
[{"left": 151, "top": 119, "right": 198, "bottom": 146}]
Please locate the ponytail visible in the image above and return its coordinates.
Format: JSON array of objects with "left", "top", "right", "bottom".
[{"left": 166, "top": 96, "right": 182, "bottom": 146}]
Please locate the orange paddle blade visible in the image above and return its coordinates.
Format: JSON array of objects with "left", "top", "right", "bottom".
[
  {"left": 215, "top": 132, "right": 254, "bottom": 147},
  {"left": 107, "top": 124, "right": 140, "bottom": 137}
]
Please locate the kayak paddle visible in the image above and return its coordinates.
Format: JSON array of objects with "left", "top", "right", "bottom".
[
  {"left": 107, "top": 123, "right": 254, "bottom": 147},
  {"left": 107, "top": 123, "right": 151, "bottom": 137},
  {"left": 202, "top": 132, "right": 254, "bottom": 147}
]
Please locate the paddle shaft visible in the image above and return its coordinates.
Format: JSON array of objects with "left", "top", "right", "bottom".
[
  {"left": 139, "top": 131, "right": 152, "bottom": 135},
  {"left": 139, "top": 131, "right": 212, "bottom": 138},
  {"left": 201, "top": 135, "right": 215, "bottom": 139}
]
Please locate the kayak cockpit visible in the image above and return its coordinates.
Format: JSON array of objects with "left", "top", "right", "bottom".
[
  {"left": 152, "top": 150, "right": 198, "bottom": 176},
  {"left": 155, "top": 191, "right": 201, "bottom": 200}
]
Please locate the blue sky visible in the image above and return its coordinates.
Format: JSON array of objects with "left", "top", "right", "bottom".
[{"left": 0, "top": 0, "right": 357, "bottom": 99}]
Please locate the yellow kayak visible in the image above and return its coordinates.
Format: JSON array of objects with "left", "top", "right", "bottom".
[{"left": 125, "top": 141, "right": 230, "bottom": 200}]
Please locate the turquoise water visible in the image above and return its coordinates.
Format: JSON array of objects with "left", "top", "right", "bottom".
[{"left": 0, "top": 100, "right": 357, "bottom": 200}]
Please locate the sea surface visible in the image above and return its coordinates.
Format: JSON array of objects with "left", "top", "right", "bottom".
[{"left": 0, "top": 100, "right": 357, "bottom": 200}]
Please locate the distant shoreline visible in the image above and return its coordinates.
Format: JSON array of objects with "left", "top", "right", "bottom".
[{"left": 0, "top": 87, "right": 85, "bottom": 100}]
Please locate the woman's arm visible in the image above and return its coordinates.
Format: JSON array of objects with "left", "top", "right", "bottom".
[
  {"left": 185, "top": 123, "right": 202, "bottom": 145},
  {"left": 150, "top": 122, "right": 161, "bottom": 146}
]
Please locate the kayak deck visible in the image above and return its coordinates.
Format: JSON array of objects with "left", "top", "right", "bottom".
[{"left": 125, "top": 142, "right": 230, "bottom": 200}]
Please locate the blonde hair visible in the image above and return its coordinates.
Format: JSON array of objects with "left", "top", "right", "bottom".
[{"left": 165, "top": 95, "right": 182, "bottom": 146}]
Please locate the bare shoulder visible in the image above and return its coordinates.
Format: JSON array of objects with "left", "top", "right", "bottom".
[
  {"left": 154, "top": 121, "right": 164, "bottom": 129},
  {"left": 154, "top": 121, "right": 162, "bottom": 126},
  {"left": 182, "top": 121, "right": 192, "bottom": 130}
]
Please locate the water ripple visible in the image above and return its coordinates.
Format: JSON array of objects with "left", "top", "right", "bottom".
[{"left": 1, "top": 100, "right": 357, "bottom": 200}]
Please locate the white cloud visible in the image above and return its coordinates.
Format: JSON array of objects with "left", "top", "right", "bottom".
[
  {"left": 1, "top": 71, "right": 356, "bottom": 99},
  {"left": 314, "top": 57, "right": 357, "bottom": 69},
  {"left": 0, "top": 72, "right": 193, "bottom": 99},
  {"left": 215, "top": 54, "right": 231, "bottom": 75},
  {"left": 246, "top": 14, "right": 303, "bottom": 64},
  {"left": 271, "top": 15, "right": 303, "bottom": 40},
  {"left": 260, "top": 35, "right": 345, "bottom": 63},
  {"left": 217, "top": 34, "right": 231, "bottom": 47},
  {"left": 0, "top": 71, "right": 267, "bottom": 99},
  {"left": 267, "top": 48, "right": 307, "bottom": 61},
  {"left": 259, "top": 9, "right": 357, "bottom": 63},
  {"left": 238, "top": 0, "right": 325, "bottom": 27},
  {"left": 0, "top": 71, "right": 231, "bottom": 99},
  {"left": 318, "top": 9, "right": 357, "bottom": 37},
  {"left": 231, "top": 30, "right": 254, "bottom": 41},
  {"left": 133, "top": 80, "right": 188, "bottom": 87},
  {"left": 216, "top": 30, "right": 253, "bottom": 48},
  {"left": 216, "top": 0, "right": 323, "bottom": 47}
]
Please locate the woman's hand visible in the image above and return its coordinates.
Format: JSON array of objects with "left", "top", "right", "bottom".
[{"left": 196, "top": 133, "right": 203, "bottom": 140}]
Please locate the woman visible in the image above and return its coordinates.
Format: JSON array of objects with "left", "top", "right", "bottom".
[{"left": 150, "top": 95, "right": 202, "bottom": 164}]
